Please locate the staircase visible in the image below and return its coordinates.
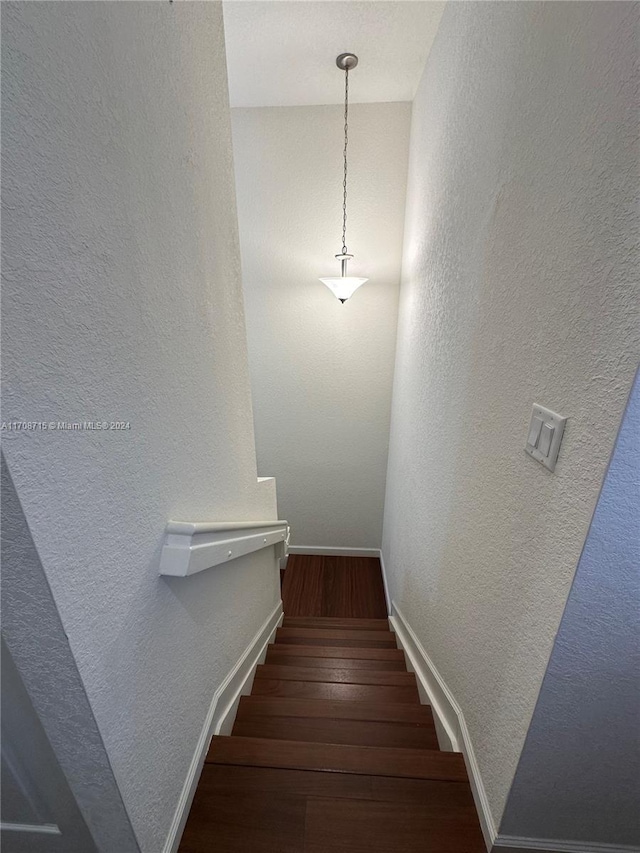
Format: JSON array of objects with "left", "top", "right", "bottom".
[{"left": 179, "top": 615, "right": 485, "bottom": 852}]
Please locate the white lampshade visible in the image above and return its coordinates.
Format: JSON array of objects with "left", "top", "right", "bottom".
[{"left": 319, "top": 276, "right": 368, "bottom": 303}]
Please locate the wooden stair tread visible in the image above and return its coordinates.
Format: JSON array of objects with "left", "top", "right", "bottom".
[
  {"left": 232, "top": 715, "right": 439, "bottom": 750},
  {"left": 207, "top": 736, "right": 468, "bottom": 782},
  {"left": 282, "top": 617, "right": 390, "bottom": 631},
  {"left": 186, "top": 762, "right": 375, "bottom": 798},
  {"left": 275, "top": 634, "right": 396, "bottom": 650},
  {"left": 179, "top": 786, "right": 305, "bottom": 852},
  {"left": 276, "top": 637, "right": 395, "bottom": 648},
  {"left": 276, "top": 627, "right": 397, "bottom": 645},
  {"left": 281, "top": 554, "right": 388, "bottom": 619},
  {"left": 304, "top": 795, "right": 485, "bottom": 852},
  {"left": 180, "top": 767, "right": 483, "bottom": 852},
  {"left": 265, "top": 650, "right": 405, "bottom": 671},
  {"left": 193, "top": 763, "right": 475, "bottom": 805},
  {"left": 255, "top": 663, "right": 416, "bottom": 687},
  {"left": 251, "top": 679, "right": 419, "bottom": 704},
  {"left": 370, "top": 774, "right": 477, "bottom": 805},
  {"left": 266, "top": 644, "right": 404, "bottom": 661},
  {"left": 237, "top": 696, "right": 434, "bottom": 725}
]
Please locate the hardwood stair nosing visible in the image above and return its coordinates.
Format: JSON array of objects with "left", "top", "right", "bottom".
[
  {"left": 255, "top": 663, "right": 417, "bottom": 687},
  {"left": 191, "top": 763, "right": 478, "bottom": 806},
  {"left": 276, "top": 636, "right": 397, "bottom": 649},
  {"left": 236, "top": 696, "right": 435, "bottom": 725},
  {"left": 264, "top": 652, "right": 406, "bottom": 671},
  {"left": 207, "top": 736, "right": 468, "bottom": 783},
  {"left": 266, "top": 644, "right": 405, "bottom": 661},
  {"left": 250, "top": 679, "right": 420, "bottom": 703},
  {"left": 282, "top": 617, "right": 390, "bottom": 631},
  {"left": 231, "top": 716, "right": 439, "bottom": 751},
  {"left": 276, "top": 627, "right": 397, "bottom": 643}
]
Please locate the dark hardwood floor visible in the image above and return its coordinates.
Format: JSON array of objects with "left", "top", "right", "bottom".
[
  {"left": 281, "top": 554, "right": 388, "bottom": 618},
  {"left": 179, "top": 555, "right": 485, "bottom": 852}
]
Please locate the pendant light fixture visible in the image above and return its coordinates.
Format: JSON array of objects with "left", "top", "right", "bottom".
[{"left": 319, "top": 53, "right": 368, "bottom": 303}]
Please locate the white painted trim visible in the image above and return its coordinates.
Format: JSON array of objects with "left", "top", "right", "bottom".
[
  {"left": 162, "top": 601, "right": 283, "bottom": 853},
  {"left": 287, "top": 546, "right": 380, "bottom": 558},
  {"left": 389, "top": 602, "right": 460, "bottom": 751},
  {"left": 493, "top": 836, "right": 640, "bottom": 853},
  {"left": 377, "top": 550, "right": 391, "bottom": 616},
  {"left": 166, "top": 519, "right": 287, "bottom": 535},
  {"left": 390, "top": 602, "right": 497, "bottom": 850},
  {"left": 160, "top": 521, "right": 289, "bottom": 577}
]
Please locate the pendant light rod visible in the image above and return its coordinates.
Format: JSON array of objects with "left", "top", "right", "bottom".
[
  {"left": 319, "top": 53, "right": 368, "bottom": 303},
  {"left": 341, "top": 61, "right": 350, "bottom": 254},
  {"left": 336, "top": 53, "right": 357, "bottom": 254}
]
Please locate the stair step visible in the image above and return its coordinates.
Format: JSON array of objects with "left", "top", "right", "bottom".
[
  {"left": 282, "top": 617, "right": 390, "bottom": 631},
  {"left": 179, "top": 786, "right": 304, "bottom": 851},
  {"left": 232, "top": 714, "right": 439, "bottom": 750},
  {"left": 304, "top": 794, "right": 485, "bottom": 852},
  {"left": 265, "top": 650, "right": 406, "bottom": 671},
  {"left": 188, "top": 762, "right": 375, "bottom": 799},
  {"left": 189, "top": 763, "right": 475, "bottom": 805},
  {"left": 237, "top": 696, "right": 434, "bottom": 726},
  {"left": 266, "top": 643, "right": 405, "bottom": 662},
  {"left": 207, "top": 736, "right": 468, "bottom": 782},
  {"left": 250, "top": 679, "right": 420, "bottom": 704},
  {"left": 275, "top": 627, "right": 397, "bottom": 648},
  {"left": 180, "top": 766, "right": 484, "bottom": 853},
  {"left": 255, "top": 664, "right": 416, "bottom": 688}
]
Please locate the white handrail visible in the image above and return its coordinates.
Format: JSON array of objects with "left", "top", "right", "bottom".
[
  {"left": 166, "top": 519, "right": 288, "bottom": 535},
  {"left": 159, "top": 519, "right": 289, "bottom": 578}
]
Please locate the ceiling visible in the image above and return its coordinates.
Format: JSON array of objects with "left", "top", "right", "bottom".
[{"left": 223, "top": 1, "right": 446, "bottom": 108}]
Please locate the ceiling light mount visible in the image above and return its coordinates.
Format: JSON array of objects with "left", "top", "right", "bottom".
[
  {"left": 319, "top": 53, "right": 368, "bottom": 304},
  {"left": 336, "top": 53, "right": 359, "bottom": 71}
]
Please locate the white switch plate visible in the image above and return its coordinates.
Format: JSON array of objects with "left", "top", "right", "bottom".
[{"left": 525, "top": 403, "right": 567, "bottom": 472}]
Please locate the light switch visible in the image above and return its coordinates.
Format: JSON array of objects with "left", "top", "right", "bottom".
[
  {"left": 538, "top": 422, "right": 554, "bottom": 456},
  {"left": 525, "top": 404, "right": 567, "bottom": 472},
  {"left": 527, "top": 416, "right": 544, "bottom": 448}
]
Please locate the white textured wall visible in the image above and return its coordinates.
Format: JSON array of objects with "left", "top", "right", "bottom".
[
  {"left": 232, "top": 103, "right": 410, "bottom": 548},
  {"left": 382, "top": 0, "right": 639, "bottom": 835},
  {"left": 2, "top": 4, "right": 279, "bottom": 852},
  {"left": 501, "top": 372, "right": 640, "bottom": 847},
  {"left": 2, "top": 458, "right": 138, "bottom": 853}
]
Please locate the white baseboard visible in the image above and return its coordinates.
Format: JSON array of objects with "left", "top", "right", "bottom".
[
  {"left": 377, "top": 550, "right": 391, "bottom": 617},
  {"left": 162, "top": 600, "right": 283, "bottom": 853},
  {"left": 493, "top": 837, "right": 640, "bottom": 853},
  {"left": 390, "top": 602, "right": 497, "bottom": 850},
  {"left": 287, "top": 546, "right": 380, "bottom": 558}
]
